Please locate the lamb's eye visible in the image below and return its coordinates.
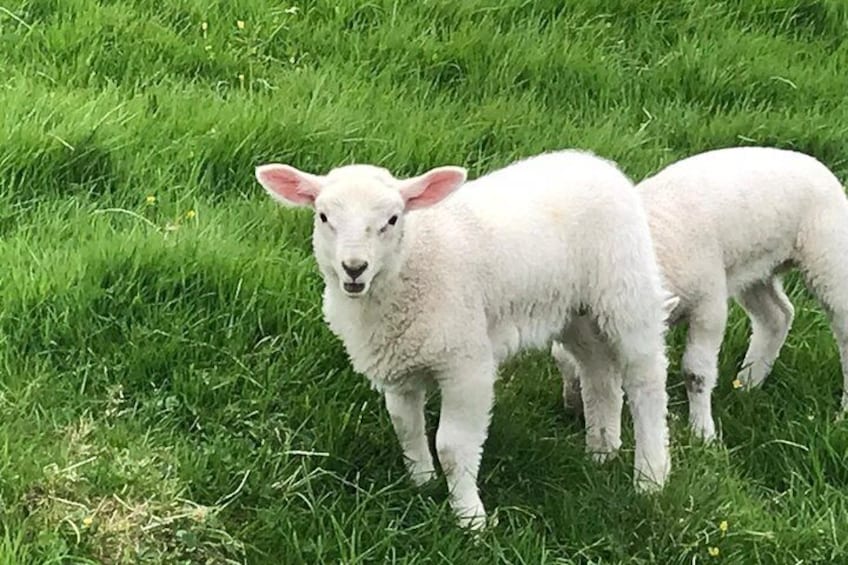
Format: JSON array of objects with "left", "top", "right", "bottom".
[
  {"left": 379, "top": 214, "right": 399, "bottom": 234},
  {"left": 319, "top": 213, "right": 328, "bottom": 223}
]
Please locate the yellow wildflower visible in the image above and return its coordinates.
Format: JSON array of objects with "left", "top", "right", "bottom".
[
  {"left": 732, "top": 379, "right": 743, "bottom": 389},
  {"left": 145, "top": 195, "right": 156, "bottom": 205},
  {"left": 719, "top": 520, "right": 729, "bottom": 533},
  {"left": 708, "top": 546, "right": 720, "bottom": 557},
  {"left": 201, "top": 21, "right": 208, "bottom": 31},
  {"left": 82, "top": 516, "right": 93, "bottom": 527},
  {"left": 237, "top": 20, "right": 245, "bottom": 30},
  {"left": 185, "top": 209, "right": 197, "bottom": 220}
]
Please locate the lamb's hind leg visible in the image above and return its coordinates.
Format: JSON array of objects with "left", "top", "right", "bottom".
[
  {"left": 736, "top": 277, "right": 794, "bottom": 389},
  {"left": 551, "top": 340, "right": 584, "bottom": 417},
  {"left": 559, "top": 317, "right": 621, "bottom": 461},
  {"left": 552, "top": 294, "right": 680, "bottom": 420},
  {"left": 798, "top": 207, "right": 848, "bottom": 414},
  {"left": 596, "top": 290, "right": 671, "bottom": 490},
  {"left": 613, "top": 327, "right": 670, "bottom": 492},
  {"left": 833, "top": 318, "right": 848, "bottom": 415},
  {"left": 809, "top": 303, "right": 848, "bottom": 414}
]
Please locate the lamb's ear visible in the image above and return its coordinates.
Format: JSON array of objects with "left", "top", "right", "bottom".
[
  {"left": 398, "top": 166, "right": 467, "bottom": 211},
  {"left": 255, "top": 164, "right": 325, "bottom": 207}
]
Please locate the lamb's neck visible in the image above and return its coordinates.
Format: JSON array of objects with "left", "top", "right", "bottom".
[{"left": 322, "top": 272, "right": 419, "bottom": 388}]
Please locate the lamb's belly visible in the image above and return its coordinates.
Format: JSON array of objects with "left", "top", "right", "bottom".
[
  {"left": 726, "top": 250, "right": 794, "bottom": 296},
  {"left": 488, "top": 306, "right": 570, "bottom": 363}
]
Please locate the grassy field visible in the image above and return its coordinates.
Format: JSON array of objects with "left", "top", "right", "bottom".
[{"left": 2, "top": 0, "right": 848, "bottom": 562}]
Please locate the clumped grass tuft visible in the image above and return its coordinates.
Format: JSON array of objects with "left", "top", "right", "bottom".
[{"left": 1, "top": 0, "right": 848, "bottom": 562}]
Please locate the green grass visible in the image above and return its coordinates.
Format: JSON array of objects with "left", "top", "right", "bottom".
[{"left": 1, "top": 0, "right": 848, "bottom": 562}]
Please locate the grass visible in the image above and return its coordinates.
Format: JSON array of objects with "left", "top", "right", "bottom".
[{"left": 1, "top": 0, "right": 848, "bottom": 562}]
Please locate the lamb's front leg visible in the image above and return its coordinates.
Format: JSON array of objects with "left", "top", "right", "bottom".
[
  {"left": 435, "top": 357, "right": 496, "bottom": 530},
  {"left": 682, "top": 298, "right": 728, "bottom": 442},
  {"left": 385, "top": 386, "right": 436, "bottom": 486}
]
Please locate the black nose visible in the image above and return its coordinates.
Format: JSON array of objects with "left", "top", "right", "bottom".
[{"left": 342, "top": 260, "right": 368, "bottom": 279}]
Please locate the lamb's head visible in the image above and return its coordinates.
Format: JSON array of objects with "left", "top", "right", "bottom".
[{"left": 255, "top": 162, "right": 467, "bottom": 298}]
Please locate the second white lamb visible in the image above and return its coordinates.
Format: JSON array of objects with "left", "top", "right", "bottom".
[{"left": 556, "top": 146, "right": 848, "bottom": 441}]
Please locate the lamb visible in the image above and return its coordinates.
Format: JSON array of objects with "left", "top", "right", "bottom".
[
  {"left": 555, "top": 146, "right": 848, "bottom": 442},
  {"left": 255, "top": 150, "right": 673, "bottom": 529}
]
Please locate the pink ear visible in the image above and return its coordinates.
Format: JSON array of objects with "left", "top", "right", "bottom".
[
  {"left": 399, "top": 166, "right": 467, "bottom": 211},
  {"left": 255, "top": 164, "right": 324, "bottom": 207}
]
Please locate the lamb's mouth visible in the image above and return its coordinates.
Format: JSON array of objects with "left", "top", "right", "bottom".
[{"left": 343, "top": 282, "right": 366, "bottom": 295}]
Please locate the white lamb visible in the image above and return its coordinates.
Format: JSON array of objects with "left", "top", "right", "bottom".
[
  {"left": 255, "top": 150, "right": 672, "bottom": 529},
  {"left": 555, "top": 146, "right": 848, "bottom": 442}
]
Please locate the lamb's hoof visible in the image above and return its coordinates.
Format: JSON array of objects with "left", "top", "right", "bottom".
[
  {"left": 458, "top": 512, "right": 489, "bottom": 532},
  {"left": 689, "top": 417, "right": 716, "bottom": 444},
  {"left": 735, "top": 367, "right": 767, "bottom": 390},
  {"left": 408, "top": 461, "right": 437, "bottom": 487},
  {"left": 634, "top": 473, "right": 667, "bottom": 494},
  {"left": 454, "top": 502, "right": 488, "bottom": 531},
  {"left": 589, "top": 448, "right": 619, "bottom": 464},
  {"left": 634, "top": 460, "right": 670, "bottom": 494}
]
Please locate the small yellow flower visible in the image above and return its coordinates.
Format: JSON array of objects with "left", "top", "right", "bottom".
[
  {"left": 201, "top": 21, "right": 208, "bottom": 31},
  {"left": 145, "top": 195, "right": 156, "bottom": 205},
  {"left": 185, "top": 209, "right": 196, "bottom": 220},
  {"left": 82, "top": 516, "right": 93, "bottom": 527},
  {"left": 238, "top": 73, "right": 245, "bottom": 84},
  {"left": 732, "top": 379, "right": 743, "bottom": 389},
  {"left": 719, "top": 520, "right": 729, "bottom": 533},
  {"left": 708, "top": 546, "right": 720, "bottom": 557},
  {"left": 237, "top": 20, "right": 245, "bottom": 30}
]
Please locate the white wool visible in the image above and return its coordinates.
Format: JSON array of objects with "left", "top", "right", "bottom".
[
  {"left": 258, "top": 150, "right": 673, "bottom": 529},
  {"left": 556, "top": 146, "right": 848, "bottom": 441}
]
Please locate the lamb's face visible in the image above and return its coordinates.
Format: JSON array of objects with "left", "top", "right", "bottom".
[
  {"left": 312, "top": 167, "right": 406, "bottom": 297},
  {"left": 255, "top": 161, "right": 467, "bottom": 299}
]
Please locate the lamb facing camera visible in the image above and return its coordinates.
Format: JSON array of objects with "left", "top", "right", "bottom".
[{"left": 256, "top": 150, "right": 673, "bottom": 529}]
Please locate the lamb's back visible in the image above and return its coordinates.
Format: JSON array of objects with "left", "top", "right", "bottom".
[
  {"left": 640, "top": 147, "right": 844, "bottom": 295},
  {"left": 418, "top": 150, "right": 651, "bottom": 358}
]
